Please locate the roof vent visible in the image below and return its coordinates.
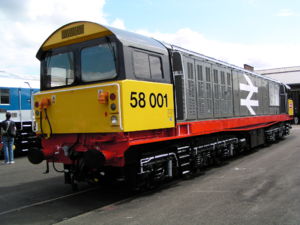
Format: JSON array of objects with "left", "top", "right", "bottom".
[
  {"left": 244, "top": 64, "right": 254, "bottom": 72},
  {"left": 61, "top": 24, "right": 84, "bottom": 39}
]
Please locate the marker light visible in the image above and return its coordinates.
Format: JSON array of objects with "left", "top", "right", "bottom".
[
  {"left": 110, "top": 93, "right": 116, "bottom": 101},
  {"left": 110, "top": 103, "right": 116, "bottom": 111},
  {"left": 34, "top": 101, "right": 39, "bottom": 108}
]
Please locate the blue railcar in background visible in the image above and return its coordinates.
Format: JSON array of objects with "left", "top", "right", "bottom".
[{"left": 0, "top": 71, "right": 40, "bottom": 155}]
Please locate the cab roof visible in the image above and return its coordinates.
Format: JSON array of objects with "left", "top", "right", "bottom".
[{"left": 36, "top": 21, "right": 168, "bottom": 59}]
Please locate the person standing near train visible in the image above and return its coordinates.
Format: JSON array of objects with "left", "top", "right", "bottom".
[{"left": 1, "top": 112, "right": 17, "bottom": 164}]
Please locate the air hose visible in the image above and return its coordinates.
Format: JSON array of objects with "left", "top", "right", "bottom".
[{"left": 39, "top": 108, "right": 53, "bottom": 138}]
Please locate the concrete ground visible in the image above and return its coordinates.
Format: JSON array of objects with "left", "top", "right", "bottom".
[
  {"left": 56, "top": 127, "right": 300, "bottom": 225},
  {"left": 1, "top": 127, "right": 300, "bottom": 225}
]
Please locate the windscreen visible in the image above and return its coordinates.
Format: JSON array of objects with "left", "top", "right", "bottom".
[
  {"left": 44, "top": 52, "right": 75, "bottom": 88},
  {"left": 42, "top": 39, "right": 117, "bottom": 89},
  {"left": 81, "top": 43, "right": 117, "bottom": 82}
]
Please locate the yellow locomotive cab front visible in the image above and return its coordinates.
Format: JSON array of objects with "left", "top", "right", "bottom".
[{"left": 33, "top": 80, "right": 174, "bottom": 135}]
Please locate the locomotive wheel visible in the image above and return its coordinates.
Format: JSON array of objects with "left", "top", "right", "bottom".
[{"left": 124, "top": 164, "right": 142, "bottom": 191}]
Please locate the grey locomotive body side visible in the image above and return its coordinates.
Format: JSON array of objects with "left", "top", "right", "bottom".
[
  {"left": 97, "top": 26, "right": 287, "bottom": 123},
  {"left": 170, "top": 47, "right": 286, "bottom": 122}
]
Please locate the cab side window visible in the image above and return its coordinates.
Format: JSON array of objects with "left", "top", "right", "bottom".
[
  {"left": 133, "top": 51, "right": 150, "bottom": 79},
  {"left": 133, "top": 50, "right": 163, "bottom": 80},
  {"left": 149, "top": 55, "right": 163, "bottom": 79}
]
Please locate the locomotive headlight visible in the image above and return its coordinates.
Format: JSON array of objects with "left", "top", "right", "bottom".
[{"left": 111, "top": 115, "right": 118, "bottom": 125}]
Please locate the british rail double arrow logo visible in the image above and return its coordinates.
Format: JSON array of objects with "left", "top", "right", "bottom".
[{"left": 239, "top": 74, "right": 259, "bottom": 115}]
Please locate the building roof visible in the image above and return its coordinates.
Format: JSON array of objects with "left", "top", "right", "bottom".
[{"left": 256, "top": 66, "right": 300, "bottom": 85}]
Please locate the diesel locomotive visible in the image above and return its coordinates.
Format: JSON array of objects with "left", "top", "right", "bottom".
[{"left": 28, "top": 21, "right": 292, "bottom": 189}]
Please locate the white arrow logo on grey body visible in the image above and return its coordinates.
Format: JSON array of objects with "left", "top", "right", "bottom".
[{"left": 239, "top": 74, "right": 259, "bottom": 115}]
